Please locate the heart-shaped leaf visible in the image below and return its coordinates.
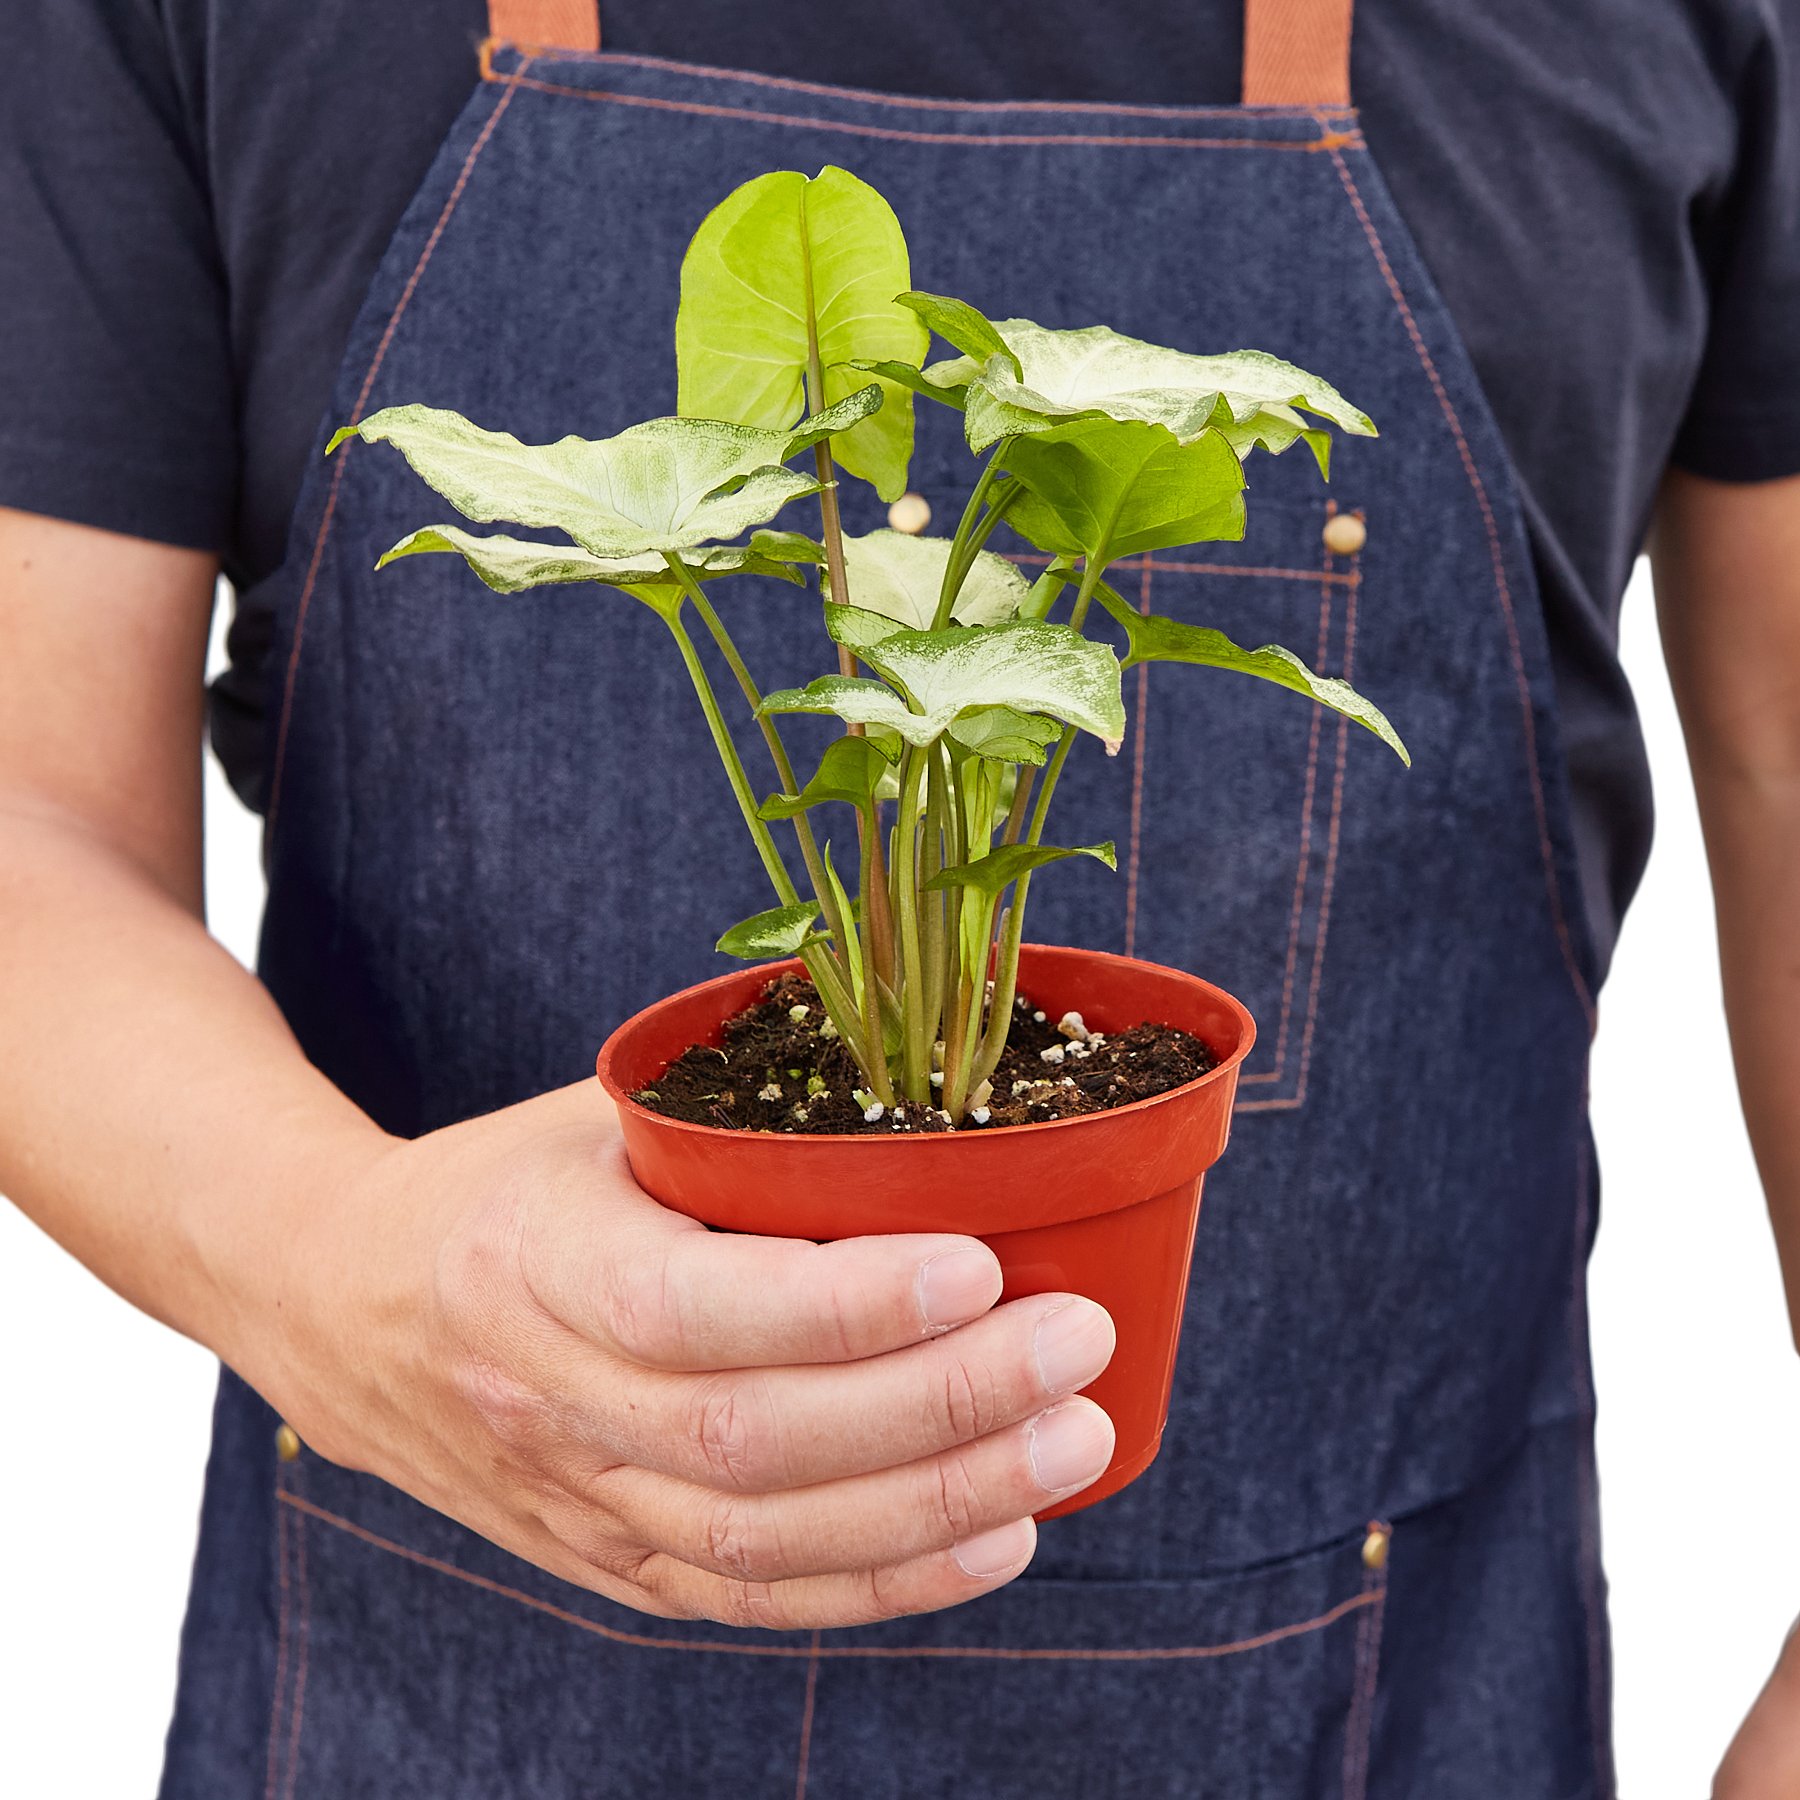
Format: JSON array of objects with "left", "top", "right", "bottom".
[
  {"left": 376, "top": 524, "right": 815, "bottom": 596},
  {"left": 824, "top": 530, "right": 1028, "bottom": 630},
  {"left": 715, "top": 900, "right": 821, "bottom": 959},
  {"left": 925, "top": 840, "right": 1117, "bottom": 896},
  {"left": 891, "top": 297, "right": 1376, "bottom": 459},
  {"left": 1002, "top": 418, "right": 1246, "bottom": 563},
  {"left": 763, "top": 618, "right": 1124, "bottom": 751},
  {"left": 757, "top": 734, "right": 897, "bottom": 820},
  {"left": 1095, "top": 585, "right": 1410, "bottom": 764},
  {"left": 328, "top": 389, "right": 881, "bottom": 558},
  {"left": 677, "top": 168, "right": 926, "bottom": 500}
]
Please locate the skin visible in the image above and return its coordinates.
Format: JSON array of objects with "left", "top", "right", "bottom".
[
  {"left": 0, "top": 506, "right": 1118, "bottom": 1630},
  {"left": 1649, "top": 468, "right": 1800, "bottom": 1796},
  {"left": 0, "top": 467, "right": 1795, "bottom": 1745}
]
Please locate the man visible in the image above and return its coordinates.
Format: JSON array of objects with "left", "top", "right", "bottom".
[{"left": 3, "top": 1, "right": 1798, "bottom": 1793}]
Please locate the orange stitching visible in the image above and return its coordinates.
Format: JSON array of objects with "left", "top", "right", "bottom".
[
  {"left": 1122, "top": 556, "right": 1153, "bottom": 958},
  {"left": 1340, "top": 1522, "right": 1391, "bottom": 1800},
  {"left": 278, "top": 1491, "right": 1378, "bottom": 1662},
  {"left": 488, "top": 70, "right": 1362, "bottom": 152},
  {"left": 1285, "top": 558, "right": 1360, "bottom": 1110},
  {"left": 281, "top": 1504, "right": 311, "bottom": 1800},
  {"left": 262, "top": 1491, "right": 292, "bottom": 1800},
  {"left": 483, "top": 44, "right": 1361, "bottom": 122},
  {"left": 267, "top": 60, "right": 534, "bottom": 832},
  {"left": 1240, "top": 521, "right": 1338, "bottom": 1086},
  {"left": 794, "top": 1630, "right": 823, "bottom": 1798},
  {"left": 1005, "top": 548, "right": 1351, "bottom": 584},
  {"left": 1325, "top": 143, "right": 1596, "bottom": 1032}
]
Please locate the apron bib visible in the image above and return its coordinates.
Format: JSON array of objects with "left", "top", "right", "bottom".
[{"left": 162, "top": 4, "right": 1615, "bottom": 1793}]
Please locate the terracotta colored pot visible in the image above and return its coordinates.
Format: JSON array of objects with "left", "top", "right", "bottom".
[{"left": 596, "top": 944, "right": 1254, "bottom": 1519}]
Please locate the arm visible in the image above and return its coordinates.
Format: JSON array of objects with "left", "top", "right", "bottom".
[
  {"left": 1647, "top": 468, "right": 1800, "bottom": 1797},
  {"left": 0, "top": 506, "right": 1114, "bottom": 1626}
]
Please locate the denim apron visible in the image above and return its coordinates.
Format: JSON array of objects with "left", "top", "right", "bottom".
[{"left": 161, "top": 2, "right": 1615, "bottom": 1793}]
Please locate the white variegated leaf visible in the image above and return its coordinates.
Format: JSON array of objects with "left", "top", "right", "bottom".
[{"left": 823, "top": 530, "right": 1028, "bottom": 630}]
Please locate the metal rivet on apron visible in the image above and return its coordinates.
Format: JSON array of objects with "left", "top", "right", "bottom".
[
  {"left": 1323, "top": 511, "right": 1367, "bottom": 556},
  {"left": 274, "top": 1423, "right": 303, "bottom": 1463},
  {"left": 887, "top": 492, "right": 931, "bottom": 534},
  {"left": 1361, "top": 1524, "right": 1390, "bottom": 1571}
]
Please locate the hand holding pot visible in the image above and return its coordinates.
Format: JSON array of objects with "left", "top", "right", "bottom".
[{"left": 258, "top": 1081, "right": 1117, "bottom": 1630}]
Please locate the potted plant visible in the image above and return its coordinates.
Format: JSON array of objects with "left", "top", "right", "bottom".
[{"left": 331, "top": 166, "right": 1407, "bottom": 1517}]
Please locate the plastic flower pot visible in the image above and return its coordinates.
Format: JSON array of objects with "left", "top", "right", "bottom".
[{"left": 596, "top": 943, "right": 1255, "bottom": 1519}]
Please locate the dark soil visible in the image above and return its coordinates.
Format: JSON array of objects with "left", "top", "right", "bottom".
[{"left": 631, "top": 972, "right": 1216, "bottom": 1135}]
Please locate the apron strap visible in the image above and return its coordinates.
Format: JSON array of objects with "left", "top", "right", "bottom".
[
  {"left": 487, "top": 0, "right": 601, "bottom": 50},
  {"left": 1242, "top": 0, "right": 1355, "bottom": 107}
]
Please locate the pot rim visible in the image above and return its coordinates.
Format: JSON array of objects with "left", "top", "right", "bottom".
[{"left": 596, "top": 942, "right": 1256, "bottom": 1150}]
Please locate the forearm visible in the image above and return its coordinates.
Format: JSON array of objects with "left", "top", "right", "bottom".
[
  {"left": 0, "top": 796, "right": 388, "bottom": 1376},
  {"left": 1652, "top": 466, "right": 1800, "bottom": 1347}
]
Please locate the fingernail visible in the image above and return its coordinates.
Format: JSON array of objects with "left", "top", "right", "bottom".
[
  {"left": 1029, "top": 1403, "right": 1114, "bottom": 1493},
  {"left": 952, "top": 1518, "right": 1035, "bottom": 1578},
  {"left": 917, "top": 1246, "right": 1001, "bottom": 1330},
  {"left": 1033, "top": 1299, "right": 1114, "bottom": 1394}
]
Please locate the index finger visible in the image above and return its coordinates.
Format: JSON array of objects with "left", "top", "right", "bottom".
[{"left": 524, "top": 1152, "right": 1005, "bottom": 1370}]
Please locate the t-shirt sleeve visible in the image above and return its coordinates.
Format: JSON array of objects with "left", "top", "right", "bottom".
[
  {"left": 0, "top": 2, "right": 235, "bottom": 550},
  {"left": 1669, "top": 4, "right": 1800, "bottom": 484}
]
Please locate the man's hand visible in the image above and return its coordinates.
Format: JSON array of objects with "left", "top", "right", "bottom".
[
  {"left": 1715, "top": 1620, "right": 1800, "bottom": 1797},
  {"left": 258, "top": 1080, "right": 1116, "bottom": 1629}
]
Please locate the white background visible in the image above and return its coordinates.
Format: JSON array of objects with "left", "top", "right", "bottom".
[{"left": 3, "top": 564, "right": 1798, "bottom": 1796}]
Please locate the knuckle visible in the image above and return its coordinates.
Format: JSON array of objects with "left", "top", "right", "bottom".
[
  {"left": 933, "top": 1355, "right": 1000, "bottom": 1445},
  {"left": 927, "top": 1451, "right": 987, "bottom": 1546},
  {"left": 713, "top": 1575, "right": 791, "bottom": 1631},
  {"left": 453, "top": 1356, "right": 550, "bottom": 1457},
  {"left": 699, "top": 1494, "right": 776, "bottom": 1582},
  {"left": 599, "top": 1251, "right": 684, "bottom": 1365},
  {"left": 687, "top": 1375, "right": 779, "bottom": 1492}
]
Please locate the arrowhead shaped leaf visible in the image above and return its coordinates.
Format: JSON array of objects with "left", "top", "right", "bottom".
[
  {"left": 893, "top": 300, "right": 1375, "bottom": 459},
  {"left": 376, "top": 524, "right": 815, "bottom": 596},
  {"left": 676, "top": 168, "right": 926, "bottom": 501},
  {"left": 1002, "top": 418, "right": 1246, "bottom": 562},
  {"left": 757, "top": 734, "right": 897, "bottom": 820},
  {"left": 764, "top": 618, "right": 1124, "bottom": 751},
  {"left": 925, "top": 840, "right": 1117, "bottom": 896},
  {"left": 1095, "top": 586, "right": 1410, "bottom": 764},
  {"left": 823, "top": 530, "right": 1028, "bottom": 630},
  {"left": 328, "top": 389, "right": 880, "bottom": 558},
  {"left": 715, "top": 900, "right": 821, "bottom": 959}
]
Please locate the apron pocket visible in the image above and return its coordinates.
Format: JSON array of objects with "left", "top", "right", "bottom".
[{"left": 269, "top": 1456, "right": 1386, "bottom": 1800}]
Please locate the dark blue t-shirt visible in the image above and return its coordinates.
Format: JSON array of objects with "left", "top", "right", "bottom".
[{"left": 4, "top": 1, "right": 1799, "bottom": 969}]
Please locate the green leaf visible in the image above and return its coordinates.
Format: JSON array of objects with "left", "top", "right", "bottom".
[
  {"left": 944, "top": 704, "right": 1063, "bottom": 765},
  {"left": 925, "top": 840, "right": 1116, "bottom": 896},
  {"left": 676, "top": 168, "right": 926, "bottom": 500},
  {"left": 1003, "top": 418, "right": 1246, "bottom": 563},
  {"left": 376, "top": 524, "right": 811, "bottom": 598},
  {"left": 329, "top": 390, "right": 880, "bottom": 559},
  {"left": 823, "top": 530, "right": 1028, "bottom": 630},
  {"left": 757, "top": 734, "right": 896, "bottom": 820},
  {"left": 893, "top": 292, "right": 1023, "bottom": 379},
  {"left": 1094, "top": 586, "right": 1410, "bottom": 764},
  {"left": 824, "top": 601, "right": 910, "bottom": 654},
  {"left": 715, "top": 900, "right": 821, "bottom": 959},
  {"left": 764, "top": 618, "right": 1125, "bottom": 752},
  {"left": 900, "top": 303, "right": 1376, "bottom": 457}
]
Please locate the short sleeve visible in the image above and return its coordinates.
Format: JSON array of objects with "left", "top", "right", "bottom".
[
  {"left": 0, "top": 2, "right": 235, "bottom": 549},
  {"left": 1670, "top": 4, "right": 1800, "bottom": 483}
]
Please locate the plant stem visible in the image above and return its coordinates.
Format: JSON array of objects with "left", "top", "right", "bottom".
[
  {"left": 664, "top": 556, "right": 854, "bottom": 977},
  {"left": 855, "top": 805, "right": 895, "bottom": 1106},
  {"left": 965, "top": 555, "right": 1111, "bottom": 1096},
  {"left": 892, "top": 746, "right": 932, "bottom": 1102},
  {"left": 930, "top": 445, "right": 1017, "bottom": 630}
]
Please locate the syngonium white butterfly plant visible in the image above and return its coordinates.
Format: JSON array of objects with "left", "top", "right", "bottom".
[{"left": 331, "top": 166, "right": 1408, "bottom": 1126}]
